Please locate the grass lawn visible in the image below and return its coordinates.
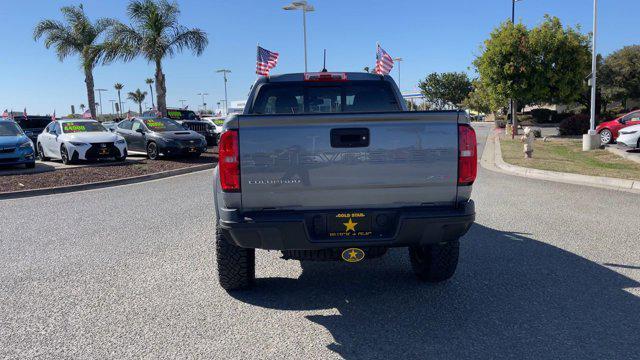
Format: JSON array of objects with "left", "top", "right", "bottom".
[{"left": 500, "top": 137, "right": 640, "bottom": 181}]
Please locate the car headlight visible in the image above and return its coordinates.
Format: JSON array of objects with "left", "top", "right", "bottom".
[
  {"left": 18, "top": 141, "right": 33, "bottom": 149},
  {"left": 115, "top": 139, "right": 126, "bottom": 145},
  {"left": 70, "top": 141, "right": 89, "bottom": 146}
]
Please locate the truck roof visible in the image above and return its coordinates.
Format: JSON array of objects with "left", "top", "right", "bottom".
[{"left": 261, "top": 72, "right": 391, "bottom": 83}]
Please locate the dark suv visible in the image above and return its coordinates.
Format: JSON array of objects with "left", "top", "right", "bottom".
[
  {"left": 144, "top": 108, "right": 216, "bottom": 146},
  {"left": 115, "top": 117, "right": 207, "bottom": 159},
  {"left": 13, "top": 116, "right": 51, "bottom": 154}
]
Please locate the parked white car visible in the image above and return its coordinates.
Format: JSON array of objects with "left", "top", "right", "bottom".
[
  {"left": 616, "top": 124, "right": 640, "bottom": 148},
  {"left": 201, "top": 116, "right": 224, "bottom": 143},
  {"left": 37, "top": 119, "right": 127, "bottom": 164}
]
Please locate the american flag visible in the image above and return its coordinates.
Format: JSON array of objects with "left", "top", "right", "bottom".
[
  {"left": 2, "top": 109, "right": 8, "bottom": 119},
  {"left": 51, "top": 110, "right": 56, "bottom": 121},
  {"left": 256, "top": 46, "right": 279, "bottom": 76},
  {"left": 375, "top": 44, "right": 394, "bottom": 75},
  {"left": 23, "top": 107, "right": 28, "bottom": 120},
  {"left": 82, "top": 109, "right": 92, "bottom": 119}
]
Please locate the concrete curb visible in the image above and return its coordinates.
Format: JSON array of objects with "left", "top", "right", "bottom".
[
  {"left": 493, "top": 136, "right": 640, "bottom": 192},
  {"left": 0, "top": 163, "right": 214, "bottom": 200}
]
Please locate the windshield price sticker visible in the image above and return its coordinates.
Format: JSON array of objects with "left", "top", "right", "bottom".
[
  {"left": 63, "top": 123, "right": 86, "bottom": 133},
  {"left": 144, "top": 120, "right": 166, "bottom": 129}
]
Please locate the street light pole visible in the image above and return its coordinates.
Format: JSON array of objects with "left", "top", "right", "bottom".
[
  {"left": 393, "top": 57, "right": 403, "bottom": 90},
  {"left": 583, "top": 0, "right": 600, "bottom": 150},
  {"left": 510, "top": 0, "right": 523, "bottom": 139},
  {"left": 109, "top": 100, "right": 115, "bottom": 115},
  {"left": 95, "top": 88, "right": 107, "bottom": 117},
  {"left": 284, "top": 1, "right": 315, "bottom": 72},
  {"left": 216, "top": 69, "right": 231, "bottom": 116},
  {"left": 179, "top": 99, "right": 187, "bottom": 109},
  {"left": 197, "top": 93, "right": 209, "bottom": 113}
]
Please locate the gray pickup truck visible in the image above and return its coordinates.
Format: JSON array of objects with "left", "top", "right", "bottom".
[{"left": 213, "top": 72, "right": 477, "bottom": 290}]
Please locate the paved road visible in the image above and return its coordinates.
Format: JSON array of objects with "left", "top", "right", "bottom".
[{"left": 1, "top": 123, "right": 639, "bottom": 359}]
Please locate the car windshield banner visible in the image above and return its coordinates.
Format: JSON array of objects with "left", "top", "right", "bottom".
[
  {"left": 62, "top": 122, "right": 105, "bottom": 133},
  {"left": 143, "top": 119, "right": 183, "bottom": 132}
]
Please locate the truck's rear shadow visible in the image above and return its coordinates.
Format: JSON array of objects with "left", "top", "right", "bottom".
[{"left": 231, "top": 224, "right": 640, "bottom": 359}]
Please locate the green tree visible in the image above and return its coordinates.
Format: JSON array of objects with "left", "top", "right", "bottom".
[
  {"left": 462, "top": 80, "right": 494, "bottom": 114},
  {"left": 114, "top": 83, "right": 124, "bottom": 115},
  {"left": 418, "top": 72, "right": 472, "bottom": 109},
  {"left": 599, "top": 45, "right": 640, "bottom": 110},
  {"left": 474, "top": 21, "right": 533, "bottom": 110},
  {"left": 34, "top": 4, "right": 113, "bottom": 119},
  {"left": 105, "top": 0, "right": 208, "bottom": 116},
  {"left": 527, "top": 15, "right": 591, "bottom": 105},
  {"left": 127, "top": 88, "right": 147, "bottom": 114},
  {"left": 475, "top": 16, "right": 592, "bottom": 120},
  {"left": 145, "top": 78, "right": 155, "bottom": 108}
]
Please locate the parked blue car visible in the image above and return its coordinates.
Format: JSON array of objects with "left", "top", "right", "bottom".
[{"left": 0, "top": 120, "right": 36, "bottom": 168}]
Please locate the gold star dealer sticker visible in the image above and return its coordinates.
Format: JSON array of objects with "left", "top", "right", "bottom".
[
  {"left": 348, "top": 249, "right": 359, "bottom": 260},
  {"left": 343, "top": 218, "right": 358, "bottom": 232}
]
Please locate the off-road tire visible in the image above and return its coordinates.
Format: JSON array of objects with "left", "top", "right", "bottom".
[
  {"left": 216, "top": 225, "right": 255, "bottom": 290},
  {"left": 409, "top": 239, "right": 459, "bottom": 282}
]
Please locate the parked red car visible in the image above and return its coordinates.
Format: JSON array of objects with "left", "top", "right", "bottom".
[{"left": 596, "top": 110, "right": 640, "bottom": 144}]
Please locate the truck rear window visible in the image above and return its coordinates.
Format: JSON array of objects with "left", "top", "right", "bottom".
[{"left": 250, "top": 81, "right": 400, "bottom": 114}]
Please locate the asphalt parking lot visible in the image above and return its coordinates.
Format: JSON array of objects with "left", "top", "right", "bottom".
[{"left": 1, "top": 123, "right": 639, "bottom": 359}]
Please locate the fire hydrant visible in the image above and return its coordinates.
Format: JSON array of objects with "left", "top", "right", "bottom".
[{"left": 520, "top": 127, "right": 535, "bottom": 159}]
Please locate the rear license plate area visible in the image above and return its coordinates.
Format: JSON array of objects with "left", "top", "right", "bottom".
[{"left": 306, "top": 211, "right": 398, "bottom": 241}]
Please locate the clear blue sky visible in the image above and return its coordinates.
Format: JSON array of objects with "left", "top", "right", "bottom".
[{"left": 1, "top": 0, "right": 639, "bottom": 115}]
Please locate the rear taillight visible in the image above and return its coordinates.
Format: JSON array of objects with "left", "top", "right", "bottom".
[
  {"left": 218, "top": 130, "right": 240, "bottom": 192},
  {"left": 458, "top": 124, "right": 477, "bottom": 186}
]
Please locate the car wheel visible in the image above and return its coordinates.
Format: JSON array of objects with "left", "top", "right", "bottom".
[
  {"left": 600, "top": 129, "right": 613, "bottom": 144},
  {"left": 215, "top": 224, "right": 255, "bottom": 290},
  {"left": 146, "top": 142, "right": 159, "bottom": 160},
  {"left": 60, "top": 145, "right": 72, "bottom": 165},
  {"left": 38, "top": 143, "right": 49, "bottom": 161},
  {"left": 409, "top": 239, "right": 459, "bottom": 283}
]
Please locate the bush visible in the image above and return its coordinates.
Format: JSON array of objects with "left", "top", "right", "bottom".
[
  {"left": 530, "top": 109, "right": 574, "bottom": 124},
  {"left": 531, "top": 109, "right": 557, "bottom": 123},
  {"left": 559, "top": 114, "right": 590, "bottom": 136}
]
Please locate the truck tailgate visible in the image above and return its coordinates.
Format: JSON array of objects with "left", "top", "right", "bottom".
[{"left": 237, "top": 112, "right": 460, "bottom": 210}]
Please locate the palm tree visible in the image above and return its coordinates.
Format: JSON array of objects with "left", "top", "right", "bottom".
[
  {"left": 145, "top": 78, "right": 155, "bottom": 108},
  {"left": 105, "top": 0, "right": 208, "bottom": 116},
  {"left": 114, "top": 83, "right": 124, "bottom": 115},
  {"left": 127, "top": 88, "right": 147, "bottom": 115},
  {"left": 34, "top": 4, "right": 113, "bottom": 119}
]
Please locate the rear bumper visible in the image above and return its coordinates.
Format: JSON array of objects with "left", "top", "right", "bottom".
[{"left": 219, "top": 201, "right": 475, "bottom": 250}]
